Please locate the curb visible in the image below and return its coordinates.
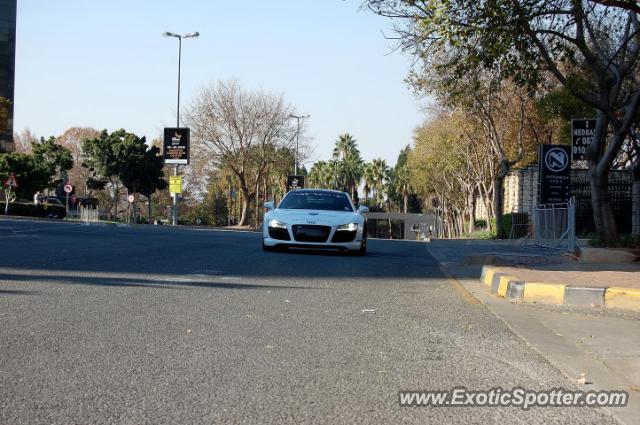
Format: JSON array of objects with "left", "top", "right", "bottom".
[{"left": 480, "top": 265, "right": 640, "bottom": 310}]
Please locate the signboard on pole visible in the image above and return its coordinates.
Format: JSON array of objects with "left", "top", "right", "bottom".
[
  {"left": 163, "top": 127, "right": 190, "bottom": 165},
  {"left": 64, "top": 184, "right": 73, "bottom": 194},
  {"left": 539, "top": 145, "right": 571, "bottom": 204},
  {"left": 169, "top": 176, "right": 182, "bottom": 194},
  {"left": 3, "top": 173, "right": 18, "bottom": 188},
  {"left": 287, "top": 175, "right": 304, "bottom": 191},
  {"left": 571, "top": 118, "right": 596, "bottom": 161}
]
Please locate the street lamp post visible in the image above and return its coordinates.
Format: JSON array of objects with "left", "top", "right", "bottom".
[
  {"left": 162, "top": 31, "right": 199, "bottom": 226},
  {"left": 289, "top": 114, "right": 309, "bottom": 175}
]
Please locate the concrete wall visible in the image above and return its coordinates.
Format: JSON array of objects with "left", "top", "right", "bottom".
[{"left": 363, "top": 212, "right": 437, "bottom": 240}]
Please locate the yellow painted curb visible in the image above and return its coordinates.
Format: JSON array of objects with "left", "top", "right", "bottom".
[
  {"left": 523, "top": 282, "right": 566, "bottom": 304},
  {"left": 605, "top": 287, "right": 640, "bottom": 310},
  {"left": 482, "top": 267, "right": 499, "bottom": 286},
  {"left": 497, "top": 275, "right": 519, "bottom": 298}
]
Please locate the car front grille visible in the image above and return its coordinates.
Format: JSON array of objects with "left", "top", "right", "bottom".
[
  {"left": 292, "top": 225, "right": 331, "bottom": 243},
  {"left": 268, "top": 227, "right": 291, "bottom": 241},
  {"left": 331, "top": 229, "right": 357, "bottom": 243}
]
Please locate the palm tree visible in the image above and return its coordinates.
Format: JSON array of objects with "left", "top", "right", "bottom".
[
  {"left": 333, "top": 133, "right": 358, "bottom": 160},
  {"left": 362, "top": 162, "right": 376, "bottom": 205},
  {"left": 332, "top": 134, "right": 363, "bottom": 199},
  {"left": 308, "top": 161, "right": 334, "bottom": 189},
  {"left": 371, "top": 158, "right": 389, "bottom": 210}
]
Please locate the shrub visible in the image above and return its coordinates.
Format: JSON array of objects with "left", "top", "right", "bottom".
[{"left": 4, "top": 202, "right": 66, "bottom": 219}]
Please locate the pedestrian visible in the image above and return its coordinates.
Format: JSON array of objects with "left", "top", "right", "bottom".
[
  {"left": 428, "top": 225, "right": 433, "bottom": 242},
  {"left": 33, "top": 191, "right": 41, "bottom": 205}
]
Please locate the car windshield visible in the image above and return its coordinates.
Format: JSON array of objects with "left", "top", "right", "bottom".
[{"left": 279, "top": 191, "right": 353, "bottom": 212}]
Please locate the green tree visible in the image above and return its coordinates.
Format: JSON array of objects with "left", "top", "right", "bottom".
[
  {"left": 32, "top": 136, "right": 73, "bottom": 188},
  {"left": 82, "top": 129, "right": 151, "bottom": 220},
  {"left": 308, "top": 161, "right": 333, "bottom": 189},
  {"left": 370, "top": 158, "right": 390, "bottom": 210},
  {"left": 0, "top": 137, "right": 72, "bottom": 204},
  {"left": 123, "top": 146, "right": 167, "bottom": 223},
  {"left": 390, "top": 146, "right": 412, "bottom": 213},
  {"left": 332, "top": 134, "right": 364, "bottom": 200},
  {"left": 361, "top": 162, "right": 376, "bottom": 206},
  {"left": 0, "top": 153, "right": 47, "bottom": 202},
  {"left": 366, "top": 0, "right": 640, "bottom": 244}
]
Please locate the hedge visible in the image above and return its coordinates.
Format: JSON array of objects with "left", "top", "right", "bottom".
[{"left": 3, "top": 202, "right": 66, "bottom": 219}]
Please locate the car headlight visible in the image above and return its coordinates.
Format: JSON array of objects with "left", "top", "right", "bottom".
[
  {"left": 337, "top": 223, "right": 358, "bottom": 231},
  {"left": 268, "top": 219, "right": 287, "bottom": 229}
]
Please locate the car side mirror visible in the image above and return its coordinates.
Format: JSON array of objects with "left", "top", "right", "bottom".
[
  {"left": 263, "top": 201, "right": 274, "bottom": 211},
  {"left": 358, "top": 205, "right": 369, "bottom": 213}
]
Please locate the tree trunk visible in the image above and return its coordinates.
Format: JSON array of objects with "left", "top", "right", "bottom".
[
  {"left": 586, "top": 111, "right": 620, "bottom": 245},
  {"left": 403, "top": 193, "right": 408, "bottom": 213},
  {"left": 633, "top": 165, "right": 640, "bottom": 237},
  {"left": 589, "top": 168, "right": 619, "bottom": 245},
  {"left": 494, "top": 160, "right": 509, "bottom": 239},
  {"left": 147, "top": 194, "right": 152, "bottom": 224},
  {"left": 479, "top": 183, "right": 493, "bottom": 231},
  {"left": 238, "top": 187, "right": 254, "bottom": 227},
  {"left": 468, "top": 192, "right": 476, "bottom": 234}
]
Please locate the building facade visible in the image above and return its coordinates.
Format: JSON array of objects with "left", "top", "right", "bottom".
[{"left": 0, "top": 0, "right": 16, "bottom": 152}]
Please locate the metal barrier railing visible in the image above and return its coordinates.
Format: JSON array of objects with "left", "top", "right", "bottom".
[
  {"left": 79, "top": 207, "right": 100, "bottom": 223},
  {"left": 525, "top": 198, "right": 576, "bottom": 252}
]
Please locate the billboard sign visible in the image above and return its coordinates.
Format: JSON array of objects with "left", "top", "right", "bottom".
[
  {"left": 287, "top": 175, "right": 304, "bottom": 191},
  {"left": 163, "top": 127, "right": 190, "bottom": 165}
]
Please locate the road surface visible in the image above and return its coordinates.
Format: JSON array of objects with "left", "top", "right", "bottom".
[{"left": 0, "top": 219, "right": 620, "bottom": 424}]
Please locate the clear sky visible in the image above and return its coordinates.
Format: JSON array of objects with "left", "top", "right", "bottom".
[{"left": 14, "top": 0, "right": 424, "bottom": 167}]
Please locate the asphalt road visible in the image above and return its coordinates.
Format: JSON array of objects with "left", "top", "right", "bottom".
[{"left": 0, "top": 219, "right": 620, "bottom": 424}]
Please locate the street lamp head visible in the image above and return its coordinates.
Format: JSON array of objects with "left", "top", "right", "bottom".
[
  {"left": 184, "top": 32, "right": 200, "bottom": 38},
  {"left": 162, "top": 31, "right": 179, "bottom": 38}
]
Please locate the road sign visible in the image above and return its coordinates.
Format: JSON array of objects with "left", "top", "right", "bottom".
[
  {"left": 571, "top": 118, "right": 596, "bottom": 161},
  {"left": 539, "top": 145, "right": 571, "bottom": 204},
  {"left": 128, "top": 194, "right": 135, "bottom": 203},
  {"left": 287, "top": 175, "right": 304, "bottom": 191},
  {"left": 163, "top": 127, "right": 190, "bottom": 165},
  {"left": 169, "top": 175, "right": 182, "bottom": 194},
  {"left": 64, "top": 184, "right": 73, "bottom": 193},
  {"left": 3, "top": 173, "right": 18, "bottom": 188}
]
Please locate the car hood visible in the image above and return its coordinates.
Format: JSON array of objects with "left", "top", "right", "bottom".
[{"left": 270, "top": 209, "right": 361, "bottom": 226}]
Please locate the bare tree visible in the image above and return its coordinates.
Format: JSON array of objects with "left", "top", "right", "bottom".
[
  {"left": 13, "top": 128, "right": 38, "bottom": 153},
  {"left": 57, "top": 127, "right": 100, "bottom": 196},
  {"left": 185, "top": 80, "right": 301, "bottom": 226}
]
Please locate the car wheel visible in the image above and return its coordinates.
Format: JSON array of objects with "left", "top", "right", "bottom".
[
  {"left": 358, "top": 234, "right": 367, "bottom": 256},
  {"left": 351, "top": 230, "right": 367, "bottom": 256}
]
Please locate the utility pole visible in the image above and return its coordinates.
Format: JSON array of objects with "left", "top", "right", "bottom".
[
  {"left": 162, "top": 31, "right": 199, "bottom": 226},
  {"left": 289, "top": 114, "right": 310, "bottom": 175}
]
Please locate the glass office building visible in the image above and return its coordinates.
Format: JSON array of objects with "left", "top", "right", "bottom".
[{"left": 0, "top": 0, "right": 16, "bottom": 152}]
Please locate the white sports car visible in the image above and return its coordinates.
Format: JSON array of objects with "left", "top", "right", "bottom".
[{"left": 262, "top": 189, "right": 369, "bottom": 255}]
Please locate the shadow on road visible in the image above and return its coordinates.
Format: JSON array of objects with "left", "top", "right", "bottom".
[{"left": 0, "top": 220, "right": 448, "bottom": 287}]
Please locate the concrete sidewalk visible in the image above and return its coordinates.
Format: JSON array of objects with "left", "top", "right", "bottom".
[
  {"left": 427, "top": 239, "right": 640, "bottom": 425},
  {"left": 481, "top": 262, "right": 640, "bottom": 310}
]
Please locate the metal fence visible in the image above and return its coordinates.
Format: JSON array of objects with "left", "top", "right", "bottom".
[
  {"left": 79, "top": 207, "right": 100, "bottom": 223},
  {"left": 571, "top": 171, "right": 632, "bottom": 234},
  {"left": 527, "top": 199, "right": 576, "bottom": 252}
]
